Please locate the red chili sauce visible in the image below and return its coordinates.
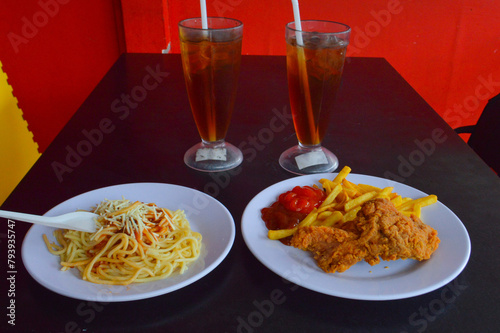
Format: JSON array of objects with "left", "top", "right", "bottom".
[{"left": 261, "top": 186, "right": 326, "bottom": 245}]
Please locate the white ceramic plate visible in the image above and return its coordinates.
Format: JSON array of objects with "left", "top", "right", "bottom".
[
  {"left": 242, "top": 173, "right": 471, "bottom": 301},
  {"left": 21, "top": 183, "right": 235, "bottom": 302}
]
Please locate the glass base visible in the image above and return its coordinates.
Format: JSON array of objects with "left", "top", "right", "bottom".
[
  {"left": 279, "top": 144, "right": 339, "bottom": 175},
  {"left": 184, "top": 140, "right": 243, "bottom": 172}
]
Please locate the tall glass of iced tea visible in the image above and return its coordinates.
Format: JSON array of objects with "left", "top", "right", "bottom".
[
  {"left": 280, "top": 20, "right": 350, "bottom": 174},
  {"left": 179, "top": 17, "right": 243, "bottom": 172}
]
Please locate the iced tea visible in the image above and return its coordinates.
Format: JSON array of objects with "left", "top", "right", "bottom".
[
  {"left": 286, "top": 32, "right": 347, "bottom": 146},
  {"left": 180, "top": 29, "right": 242, "bottom": 142}
]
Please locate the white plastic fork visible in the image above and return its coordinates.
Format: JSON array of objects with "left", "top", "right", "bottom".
[{"left": 0, "top": 210, "right": 99, "bottom": 232}]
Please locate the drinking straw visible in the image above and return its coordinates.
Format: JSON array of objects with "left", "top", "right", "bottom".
[
  {"left": 291, "top": 0, "right": 304, "bottom": 45},
  {"left": 199, "top": 0, "right": 215, "bottom": 140},
  {"left": 290, "top": 0, "right": 317, "bottom": 144},
  {"left": 200, "top": 0, "right": 208, "bottom": 29}
]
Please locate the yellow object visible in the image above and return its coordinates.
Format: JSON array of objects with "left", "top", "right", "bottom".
[{"left": 0, "top": 61, "right": 40, "bottom": 205}]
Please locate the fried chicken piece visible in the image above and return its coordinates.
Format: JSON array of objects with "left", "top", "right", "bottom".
[
  {"left": 291, "top": 227, "right": 364, "bottom": 273},
  {"left": 290, "top": 198, "right": 440, "bottom": 273}
]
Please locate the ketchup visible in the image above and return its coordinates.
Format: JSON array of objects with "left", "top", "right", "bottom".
[
  {"left": 278, "top": 186, "right": 325, "bottom": 214},
  {"left": 261, "top": 186, "right": 325, "bottom": 245}
]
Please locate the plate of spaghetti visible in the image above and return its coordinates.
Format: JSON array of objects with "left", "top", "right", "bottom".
[{"left": 21, "top": 183, "right": 235, "bottom": 302}]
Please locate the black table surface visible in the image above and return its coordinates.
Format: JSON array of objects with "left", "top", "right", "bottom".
[{"left": 2, "top": 54, "right": 499, "bottom": 333}]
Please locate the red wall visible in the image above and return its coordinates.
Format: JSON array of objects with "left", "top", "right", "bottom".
[
  {"left": 121, "top": 0, "right": 171, "bottom": 53},
  {"left": 166, "top": 0, "right": 500, "bottom": 139},
  {"left": 0, "top": 0, "right": 124, "bottom": 152}
]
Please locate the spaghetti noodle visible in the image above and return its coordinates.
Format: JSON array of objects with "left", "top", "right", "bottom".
[{"left": 43, "top": 199, "right": 202, "bottom": 285}]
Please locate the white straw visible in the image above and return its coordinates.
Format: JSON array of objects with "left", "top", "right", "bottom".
[
  {"left": 200, "top": 0, "right": 208, "bottom": 29},
  {"left": 290, "top": 0, "right": 316, "bottom": 142},
  {"left": 291, "top": 0, "right": 304, "bottom": 45}
]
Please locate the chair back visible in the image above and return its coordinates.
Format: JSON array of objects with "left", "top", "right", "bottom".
[{"left": 468, "top": 93, "right": 500, "bottom": 174}]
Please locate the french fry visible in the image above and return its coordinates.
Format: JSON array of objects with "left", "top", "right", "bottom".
[
  {"left": 317, "top": 211, "right": 333, "bottom": 220},
  {"left": 343, "top": 206, "right": 361, "bottom": 222},
  {"left": 416, "top": 195, "right": 438, "bottom": 208},
  {"left": 320, "top": 184, "right": 342, "bottom": 208},
  {"left": 357, "top": 183, "right": 382, "bottom": 194},
  {"left": 320, "top": 179, "right": 332, "bottom": 194},
  {"left": 300, "top": 209, "right": 319, "bottom": 226},
  {"left": 375, "top": 186, "right": 394, "bottom": 199},
  {"left": 318, "top": 203, "right": 337, "bottom": 212},
  {"left": 335, "top": 191, "right": 349, "bottom": 207},
  {"left": 331, "top": 166, "right": 351, "bottom": 186},
  {"left": 397, "top": 197, "right": 413, "bottom": 208},
  {"left": 320, "top": 211, "right": 343, "bottom": 227},
  {"left": 343, "top": 187, "right": 359, "bottom": 199},
  {"left": 413, "top": 204, "right": 422, "bottom": 218},
  {"left": 389, "top": 192, "right": 399, "bottom": 199},
  {"left": 391, "top": 195, "right": 403, "bottom": 207},
  {"left": 401, "top": 204, "right": 421, "bottom": 218},
  {"left": 397, "top": 195, "right": 437, "bottom": 212},
  {"left": 343, "top": 179, "right": 360, "bottom": 194},
  {"left": 344, "top": 191, "right": 377, "bottom": 211},
  {"left": 267, "top": 228, "right": 296, "bottom": 240}
]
